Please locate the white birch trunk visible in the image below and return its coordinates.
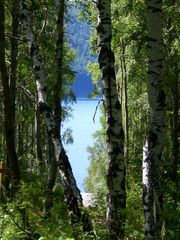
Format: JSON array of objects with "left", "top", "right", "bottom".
[
  {"left": 19, "top": 0, "right": 83, "bottom": 224},
  {"left": 97, "top": 0, "right": 126, "bottom": 239},
  {"left": 142, "top": 0, "right": 166, "bottom": 239}
]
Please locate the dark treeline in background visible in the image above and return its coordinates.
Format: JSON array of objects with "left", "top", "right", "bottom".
[{"left": 0, "top": 0, "right": 179, "bottom": 240}]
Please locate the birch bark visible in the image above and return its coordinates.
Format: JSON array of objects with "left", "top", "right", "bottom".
[
  {"left": 44, "top": 0, "right": 64, "bottom": 216},
  {"left": 97, "top": 0, "right": 126, "bottom": 239},
  {"left": 19, "top": 0, "right": 83, "bottom": 224},
  {"left": 142, "top": 0, "right": 165, "bottom": 239}
]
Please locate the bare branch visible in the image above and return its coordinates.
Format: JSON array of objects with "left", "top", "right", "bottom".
[
  {"left": 17, "top": 84, "right": 36, "bottom": 103},
  {"left": 5, "top": 32, "right": 26, "bottom": 42},
  {"left": 93, "top": 98, "right": 103, "bottom": 123}
]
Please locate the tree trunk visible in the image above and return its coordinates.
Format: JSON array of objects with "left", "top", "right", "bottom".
[
  {"left": 97, "top": 1, "right": 126, "bottom": 239},
  {"left": 10, "top": 0, "right": 19, "bottom": 144},
  {"left": 19, "top": 0, "right": 83, "bottom": 225},
  {"left": 171, "top": 76, "right": 179, "bottom": 202},
  {"left": 54, "top": 0, "right": 64, "bottom": 138},
  {"left": 165, "top": 0, "right": 179, "bottom": 204},
  {"left": 0, "top": 0, "right": 20, "bottom": 193},
  {"left": 142, "top": 0, "right": 165, "bottom": 239},
  {"left": 120, "top": 39, "right": 129, "bottom": 165},
  {"left": 44, "top": 132, "right": 57, "bottom": 216},
  {"left": 35, "top": 107, "right": 43, "bottom": 169},
  {"left": 44, "top": 0, "right": 65, "bottom": 215}
]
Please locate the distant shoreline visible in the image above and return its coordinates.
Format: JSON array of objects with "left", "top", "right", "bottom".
[{"left": 76, "top": 98, "right": 101, "bottom": 101}]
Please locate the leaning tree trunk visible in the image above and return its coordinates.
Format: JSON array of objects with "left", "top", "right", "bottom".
[
  {"left": 44, "top": 0, "right": 64, "bottom": 216},
  {"left": 97, "top": 0, "right": 126, "bottom": 239},
  {"left": 0, "top": 0, "right": 20, "bottom": 193},
  {"left": 19, "top": 0, "right": 83, "bottom": 224},
  {"left": 142, "top": 0, "right": 166, "bottom": 239}
]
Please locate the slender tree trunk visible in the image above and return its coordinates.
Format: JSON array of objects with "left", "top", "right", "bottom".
[
  {"left": 10, "top": 0, "right": 19, "bottom": 143},
  {"left": 0, "top": 100, "right": 5, "bottom": 161},
  {"left": 97, "top": 1, "right": 126, "bottom": 239},
  {"left": 142, "top": 0, "right": 165, "bottom": 239},
  {"left": 165, "top": 0, "right": 179, "bottom": 204},
  {"left": 44, "top": 131, "right": 57, "bottom": 216},
  {"left": 19, "top": 0, "right": 83, "bottom": 225},
  {"left": 120, "top": 39, "right": 129, "bottom": 165},
  {"left": 43, "top": 0, "right": 63, "bottom": 216},
  {"left": 35, "top": 107, "right": 43, "bottom": 169},
  {"left": 44, "top": 0, "right": 65, "bottom": 215},
  {"left": 54, "top": 0, "right": 64, "bottom": 138},
  {"left": 171, "top": 75, "right": 179, "bottom": 203},
  {"left": 0, "top": 0, "right": 20, "bottom": 193}
]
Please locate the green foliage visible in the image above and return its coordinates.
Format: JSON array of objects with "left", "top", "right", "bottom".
[
  {"left": 163, "top": 194, "right": 180, "bottom": 239},
  {"left": 0, "top": 173, "right": 74, "bottom": 240},
  {"left": 84, "top": 126, "right": 145, "bottom": 239},
  {"left": 125, "top": 177, "right": 144, "bottom": 239},
  {"left": 84, "top": 132, "right": 107, "bottom": 196}
]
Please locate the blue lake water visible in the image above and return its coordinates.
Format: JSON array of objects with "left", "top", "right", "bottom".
[{"left": 63, "top": 99, "right": 101, "bottom": 192}]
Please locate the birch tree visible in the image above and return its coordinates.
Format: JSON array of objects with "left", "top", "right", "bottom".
[
  {"left": 142, "top": 0, "right": 166, "bottom": 239},
  {"left": 44, "top": 0, "right": 64, "bottom": 216},
  {"left": 96, "top": 0, "right": 126, "bottom": 239},
  {"left": 19, "top": 0, "right": 83, "bottom": 225}
]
